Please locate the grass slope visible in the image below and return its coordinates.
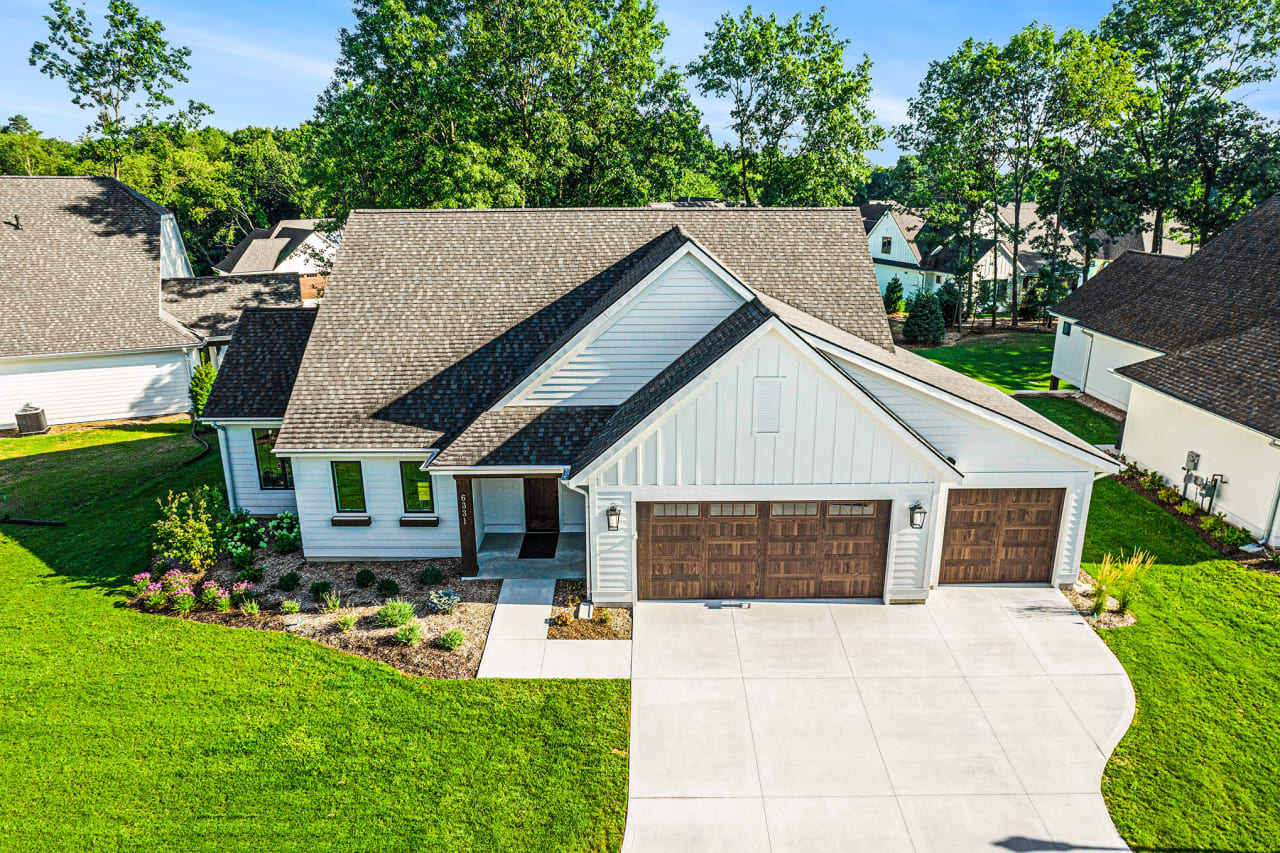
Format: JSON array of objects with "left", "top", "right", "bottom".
[
  {"left": 1019, "top": 398, "right": 1119, "bottom": 445},
  {"left": 1029, "top": 401, "right": 1280, "bottom": 849},
  {"left": 0, "top": 425, "right": 628, "bottom": 852},
  {"left": 914, "top": 331, "right": 1061, "bottom": 392}
]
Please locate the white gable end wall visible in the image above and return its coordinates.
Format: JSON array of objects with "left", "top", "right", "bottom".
[{"left": 515, "top": 254, "right": 743, "bottom": 406}]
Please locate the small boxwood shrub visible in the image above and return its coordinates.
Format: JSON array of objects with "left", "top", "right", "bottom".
[
  {"left": 393, "top": 622, "right": 422, "bottom": 646},
  {"left": 427, "top": 589, "right": 460, "bottom": 615},
  {"left": 377, "top": 577, "right": 399, "bottom": 597},
  {"left": 278, "top": 571, "right": 301, "bottom": 592},
  {"left": 337, "top": 613, "right": 357, "bottom": 632},
  {"left": 377, "top": 598, "right": 415, "bottom": 627},
  {"left": 237, "top": 564, "right": 264, "bottom": 582},
  {"left": 437, "top": 629, "right": 465, "bottom": 650},
  {"left": 281, "top": 600, "right": 301, "bottom": 614},
  {"left": 309, "top": 580, "right": 333, "bottom": 601},
  {"left": 356, "top": 568, "right": 376, "bottom": 588},
  {"left": 418, "top": 565, "right": 444, "bottom": 586}
]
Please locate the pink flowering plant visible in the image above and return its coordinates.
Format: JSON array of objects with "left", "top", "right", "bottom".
[
  {"left": 213, "top": 589, "right": 232, "bottom": 612},
  {"left": 132, "top": 572, "right": 152, "bottom": 594},
  {"left": 199, "top": 581, "right": 222, "bottom": 607},
  {"left": 161, "top": 568, "right": 189, "bottom": 591},
  {"left": 231, "top": 581, "right": 254, "bottom": 605},
  {"left": 144, "top": 582, "right": 166, "bottom": 611},
  {"left": 170, "top": 586, "right": 196, "bottom": 615}
]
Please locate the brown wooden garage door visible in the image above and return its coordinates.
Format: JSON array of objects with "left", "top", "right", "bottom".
[
  {"left": 636, "top": 500, "right": 890, "bottom": 600},
  {"left": 939, "top": 488, "right": 1065, "bottom": 584}
]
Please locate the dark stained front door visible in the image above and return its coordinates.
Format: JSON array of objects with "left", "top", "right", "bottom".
[{"left": 523, "top": 478, "right": 560, "bottom": 532}]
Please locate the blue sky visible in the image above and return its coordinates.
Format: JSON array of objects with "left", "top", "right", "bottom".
[{"left": 3, "top": 0, "right": 1279, "bottom": 166}]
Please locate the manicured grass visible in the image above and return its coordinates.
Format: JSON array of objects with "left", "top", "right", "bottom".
[
  {"left": 915, "top": 331, "right": 1060, "bottom": 392},
  {"left": 1019, "top": 398, "right": 1120, "bottom": 445},
  {"left": 0, "top": 425, "right": 628, "bottom": 851},
  {"left": 1082, "top": 479, "right": 1280, "bottom": 849}
]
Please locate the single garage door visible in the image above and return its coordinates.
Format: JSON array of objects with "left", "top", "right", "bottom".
[
  {"left": 939, "top": 488, "right": 1065, "bottom": 584},
  {"left": 636, "top": 500, "right": 890, "bottom": 600}
]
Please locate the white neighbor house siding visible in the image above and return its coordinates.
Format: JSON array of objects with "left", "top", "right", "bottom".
[
  {"left": 0, "top": 348, "right": 193, "bottom": 429},
  {"left": 1123, "top": 384, "right": 1280, "bottom": 546},
  {"left": 516, "top": 254, "right": 742, "bottom": 406},
  {"left": 289, "top": 457, "right": 461, "bottom": 560},
  {"left": 1051, "top": 320, "right": 1161, "bottom": 410},
  {"left": 217, "top": 424, "right": 298, "bottom": 515},
  {"left": 582, "top": 327, "right": 943, "bottom": 602}
]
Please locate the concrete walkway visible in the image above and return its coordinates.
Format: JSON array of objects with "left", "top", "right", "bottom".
[
  {"left": 476, "top": 578, "right": 631, "bottom": 678},
  {"left": 623, "top": 587, "right": 1135, "bottom": 853}
]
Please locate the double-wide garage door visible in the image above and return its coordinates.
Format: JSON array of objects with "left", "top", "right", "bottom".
[
  {"left": 939, "top": 488, "right": 1065, "bottom": 584},
  {"left": 636, "top": 500, "right": 890, "bottom": 600}
]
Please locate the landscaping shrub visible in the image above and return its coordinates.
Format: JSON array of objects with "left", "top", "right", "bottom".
[
  {"left": 1091, "top": 555, "right": 1122, "bottom": 617},
  {"left": 1199, "top": 514, "right": 1225, "bottom": 537},
  {"left": 237, "top": 564, "right": 264, "bottom": 582},
  {"left": 936, "top": 280, "right": 961, "bottom": 326},
  {"left": 1216, "top": 522, "right": 1255, "bottom": 548},
  {"left": 1111, "top": 549, "right": 1155, "bottom": 614},
  {"left": 278, "top": 571, "right": 301, "bottom": 592},
  {"left": 437, "top": 629, "right": 466, "bottom": 650},
  {"left": 393, "top": 622, "right": 422, "bottom": 646},
  {"left": 152, "top": 486, "right": 222, "bottom": 573},
  {"left": 281, "top": 600, "right": 300, "bottom": 614},
  {"left": 418, "top": 565, "right": 445, "bottom": 586},
  {"left": 1177, "top": 500, "right": 1198, "bottom": 516},
  {"left": 321, "top": 592, "right": 341, "bottom": 614},
  {"left": 144, "top": 583, "right": 166, "bottom": 611},
  {"left": 1140, "top": 471, "right": 1165, "bottom": 491},
  {"left": 132, "top": 572, "right": 152, "bottom": 594},
  {"left": 427, "top": 589, "right": 460, "bottom": 615},
  {"left": 882, "top": 276, "right": 903, "bottom": 314},
  {"left": 337, "top": 613, "right": 357, "bottom": 632},
  {"left": 160, "top": 568, "right": 189, "bottom": 591},
  {"left": 241, "top": 599, "right": 260, "bottom": 616},
  {"left": 170, "top": 587, "right": 196, "bottom": 615},
  {"left": 550, "top": 612, "right": 571, "bottom": 627},
  {"left": 355, "top": 568, "right": 376, "bottom": 588},
  {"left": 1156, "top": 486, "right": 1181, "bottom": 505},
  {"left": 220, "top": 508, "right": 266, "bottom": 550},
  {"left": 902, "top": 291, "right": 945, "bottom": 345},
  {"left": 1119, "top": 457, "right": 1143, "bottom": 479},
  {"left": 231, "top": 580, "right": 254, "bottom": 605},
  {"left": 377, "top": 598, "right": 415, "bottom": 627},
  {"left": 268, "top": 512, "right": 301, "bottom": 554},
  {"left": 309, "top": 580, "right": 333, "bottom": 601},
  {"left": 189, "top": 361, "right": 217, "bottom": 420},
  {"left": 596, "top": 608, "right": 613, "bottom": 625},
  {"left": 229, "top": 542, "right": 253, "bottom": 572},
  {"left": 377, "top": 577, "right": 399, "bottom": 597},
  {"left": 199, "top": 581, "right": 222, "bottom": 608}
]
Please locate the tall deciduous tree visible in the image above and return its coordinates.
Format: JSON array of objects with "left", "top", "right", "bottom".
[
  {"left": 688, "top": 6, "right": 883, "bottom": 205},
  {"left": 29, "top": 0, "right": 203, "bottom": 179},
  {"left": 0, "top": 115, "right": 78, "bottom": 176}
]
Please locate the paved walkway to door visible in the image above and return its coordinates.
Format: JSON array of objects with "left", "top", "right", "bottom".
[{"left": 623, "top": 587, "right": 1135, "bottom": 853}]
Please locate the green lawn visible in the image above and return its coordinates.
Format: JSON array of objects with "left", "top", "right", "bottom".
[
  {"left": 0, "top": 425, "right": 629, "bottom": 852},
  {"left": 1030, "top": 401, "right": 1280, "bottom": 849},
  {"left": 915, "top": 331, "right": 1060, "bottom": 392},
  {"left": 1019, "top": 398, "right": 1120, "bottom": 445}
]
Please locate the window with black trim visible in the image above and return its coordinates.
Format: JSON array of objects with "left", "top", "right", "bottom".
[
  {"left": 252, "top": 429, "right": 293, "bottom": 490},
  {"left": 400, "top": 462, "right": 435, "bottom": 513},
  {"left": 331, "top": 461, "right": 366, "bottom": 513},
  {"left": 1062, "top": 321, "right": 1072, "bottom": 336},
  {"left": 881, "top": 236, "right": 893, "bottom": 254}
]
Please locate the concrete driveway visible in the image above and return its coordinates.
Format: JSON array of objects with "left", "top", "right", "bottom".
[{"left": 622, "top": 587, "right": 1135, "bottom": 853}]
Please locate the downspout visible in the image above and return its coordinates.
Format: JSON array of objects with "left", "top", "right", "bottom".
[
  {"left": 1079, "top": 330, "right": 1095, "bottom": 398},
  {"left": 563, "top": 474, "right": 593, "bottom": 605},
  {"left": 1265, "top": 439, "right": 1280, "bottom": 547},
  {"left": 216, "top": 425, "right": 238, "bottom": 511}
]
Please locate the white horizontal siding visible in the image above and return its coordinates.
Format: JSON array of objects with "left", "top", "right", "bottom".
[
  {"left": 221, "top": 425, "right": 297, "bottom": 515},
  {"left": 519, "top": 255, "right": 742, "bottom": 406},
  {"left": 0, "top": 349, "right": 192, "bottom": 428},
  {"left": 596, "top": 329, "right": 938, "bottom": 488},
  {"left": 290, "top": 457, "right": 460, "bottom": 560},
  {"left": 1081, "top": 332, "right": 1159, "bottom": 411}
]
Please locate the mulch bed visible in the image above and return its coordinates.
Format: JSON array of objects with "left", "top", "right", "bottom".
[
  {"left": 546, "top": 578, "right": 632, "bottom": 640},
  {"left": 134, "top": 542, "right": 504, "bottom": 678},
  {"left": 1064, "top": 569, "right": 1137, "bottom": 630}
]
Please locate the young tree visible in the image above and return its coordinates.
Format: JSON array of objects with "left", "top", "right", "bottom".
[
  {"left": 0, "top": 115, "right": 77, "bottom": 176},
  {"left": 687, "top": 6, "right": 883, "bottom": 205},
  {"left": 882, "top": 276, "right": 904, "bottom": 314},
  {"left": 902, "top": 290, "right": 946, "bottom": 345},
  {"left": 29, "top": 0, "right": 203, "bottom": 179}
]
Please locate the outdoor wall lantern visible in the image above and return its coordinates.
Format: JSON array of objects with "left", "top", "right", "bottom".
[
  {"left": 605, "top": 504, "right": 621, "bottom": 532},
  {"left": 908, "top": 502, "right": 927, "bottom": 529}
]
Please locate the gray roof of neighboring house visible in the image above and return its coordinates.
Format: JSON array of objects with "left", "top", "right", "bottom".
[
  {"left": 202, "top": 307, "right": 318, "bottom": 420},
  {"left": 997, "top": 202, "right": 1085, "bottom": 272},
  {"left": 214, "top": 218, "right": 327, "bottom": 274},
  {"left": 1091, "top": 212, "right": 1194, "bottom": 261},
  {"left": 273, "top": 207, "right": 888, "bottom": 452},
  {"left": 161, "top": 273, "right": 303, "bottom": 338},
  {"left": 0, "top": 176, "right": 198, "bottom": 358}
]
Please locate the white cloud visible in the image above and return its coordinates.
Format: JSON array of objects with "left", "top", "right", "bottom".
[{"left": 169, "top": 25, "right": 335, "bottom": 82}]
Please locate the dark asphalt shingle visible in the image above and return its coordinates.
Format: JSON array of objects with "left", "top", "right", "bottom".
[
  {"left": 203, "top": 307, "right": 317, "bottom": 420},
  {"left": 161, "top": 273, "right": 302, "bottom": 338}
]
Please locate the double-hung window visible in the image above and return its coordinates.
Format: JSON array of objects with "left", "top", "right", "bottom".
[
  {"left": 252, "top": 429, "right": 293, "bottom": 489},
  {"left": 400, "top": 462, "right": 435, "bottom": 514},
  {"left": 331, "top": 461, "right": 367, "bottom": 513}
]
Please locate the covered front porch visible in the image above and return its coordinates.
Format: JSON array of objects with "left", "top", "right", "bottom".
[
  {"left": 476, "top": 531, "right": 587, "bottom": 580},
  {"left": 451, "top": 470, "right": 588, "bottom": 580}
]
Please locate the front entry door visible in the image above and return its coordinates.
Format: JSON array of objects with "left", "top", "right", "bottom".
[{"left": 523, "top": 478, "right": 560, "bottom": 532}]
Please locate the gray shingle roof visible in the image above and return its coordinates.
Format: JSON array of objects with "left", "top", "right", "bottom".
[
  {"left": 432, "top": 406, "right": 618, "bottom": 466},
  {"left": 214, "top": 219, "right": 324, "bottom": 274},
  {"left": 161, "top": 273, "right": 302, "bottom": 338},
  {"left": 275, "top": 207, "right": 887, "bottom": 452},
  {"left": 0, "top": 176, "right": 197, "bottom": 357},
  {"left": 202, "top": 307, "right": 318, "bottom": 421}
]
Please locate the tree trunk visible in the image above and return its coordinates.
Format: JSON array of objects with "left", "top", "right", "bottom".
[
  {"left": 1010, "top": 200, "right": 1021, "bottom": 329},
  {"left": 1151, "top": 207, "right": 1164, "bottom": 254},
  {"left": 991, "top": 203, "right": 1000, "bottom": 329},
  {"left": 1080, "top": 244, "right": 1093, "bottom": 288}
]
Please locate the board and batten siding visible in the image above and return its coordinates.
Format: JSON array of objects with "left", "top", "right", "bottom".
[
  {"left": 0, "top": 349, "right": 193, "bottom": 428},
  {"left": 866, "top": 215, "right": 925, "bottom": 298},
  {"left": 289, "top": 457, "right": 461, "bottom": 560},
  {"left": 1050, "top": 321, "right": 1161, "bottom": 411},
  {"left": 218, "top": 424, "right": 297, "bottom": 515},
  {"left": 516, "top": 254, "right": 742, "bottom": 406}
]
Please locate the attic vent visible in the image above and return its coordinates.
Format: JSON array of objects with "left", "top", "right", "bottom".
[{"left": 754, "top": 377, "right": 783, "bottom": 434}]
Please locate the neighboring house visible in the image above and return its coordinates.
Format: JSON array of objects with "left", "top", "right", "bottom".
[
  {"left": 1051, "top": 194, "right": 1280, "bottom": 546},
  {"left": 0, "top": 176, "right": 301, "bottom": 429},
  {"left": 858, "top": 201, "right": 928, "bottom": 297},
  {"left": 214, "top": 218, "right": 339, "bottom": 300},
  {"left": 161, "top": 273, "right": 303, "bottom": 368},
  {"left": 205, "top": 208, "right": 1117, "bottom": 604},
  {"left": 1085, "top": 212, "right": 1193, "bottom": 279}
]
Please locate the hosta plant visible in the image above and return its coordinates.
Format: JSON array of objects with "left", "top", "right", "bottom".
[
  {"left": 268, "top": 512, "right": 301, "bottom": 553},
  {"left": 281, "top": 600, "right": 301, "bottom": 614}
]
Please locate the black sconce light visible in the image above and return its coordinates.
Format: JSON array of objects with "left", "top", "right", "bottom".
[
  {"left": 606, "top": 504, "right": 621, "bottom": 532},
  {"left": 908, "top": 501, "right": 927, "bottom": 529}
]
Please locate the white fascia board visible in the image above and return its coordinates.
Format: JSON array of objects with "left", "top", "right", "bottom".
[
  {"left": 426, "top": 464, "right": 568, "bottom": 476},
  {"left": 0, "top": 343, "right": 197, "bottom": 362},
  {"left": 491, "top": 241, "right": 753, "bottom": 409},
  {"left": 569, "top": 318, "right": 963, "bottom": 487},
  {"left": 801, "top": 331, "right": 1120, "bottom": 474},
  {"left": 203, "top": 417, "right": 283, "bottom": 427},
  {"left": 1044, "top": 316, "right": 1164, "bottom": 357}
]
